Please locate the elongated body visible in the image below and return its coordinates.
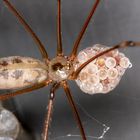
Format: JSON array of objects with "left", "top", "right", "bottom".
[
  {"left": 0, "top": 56, "right": 48, "bottom": 89},
  {"left": 1, "top": 1, "right": 140, "bottom": 140}
]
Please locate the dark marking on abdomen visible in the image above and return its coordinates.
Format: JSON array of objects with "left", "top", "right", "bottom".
[
  {"left": 0, "top": 69, "right": 9, "bottom": 79},
  {"left": 11, "top": 70, "right": 24, "bottom": 79},
  {"left": 12, "top": 58, "right": 23, "bottom": 64},
  {"left": 0, "top": 61, "right": 8, "bottom": 66}
]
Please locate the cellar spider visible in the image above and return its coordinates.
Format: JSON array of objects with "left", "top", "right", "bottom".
[{"left": 0, "top": 0, "right": 140, "bottom": 140}]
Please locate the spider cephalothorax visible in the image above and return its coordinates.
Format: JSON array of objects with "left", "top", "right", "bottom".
[
  {"left": 48, "top": 56, "right": 74, "bottom": 81},
  {"left": 0, "top": 0, "right": 140, "bottom": 140}
]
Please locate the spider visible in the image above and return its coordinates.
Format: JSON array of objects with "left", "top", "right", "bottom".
[{"left": 0, "top": 0, "right": 140, "bottom": 140}]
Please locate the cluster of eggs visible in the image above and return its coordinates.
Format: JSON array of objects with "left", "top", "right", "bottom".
[{"left": 75, "top": 44, "right": 132, "bottom": 94}]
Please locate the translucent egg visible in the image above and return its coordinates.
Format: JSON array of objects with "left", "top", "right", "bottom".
[
  {"left": 79, "top": 72, "right": 89, "bottom": 81},
  {"left": 97, "top": 58, "right": 105, "bottom": 67},
  {"left": 116, "top": 66, "right": 126, "bottom": 76},
  {"left": 80, "top": 82, "right": 94, "bottom": 94},
  {"left": 107, "top": 68, "right": 118, "bottom": 79},
  {"left": 94, "top": 83, "right": 103, "bottom": 93},
  {"left": 77, "top": 51, "right": 88, "bottom": 63},
  {"left": 105, "top": 57, "right": 116, "bottom": 68},
  {"left": 120, "top": 57, "right": 131, "bottom": 68},
  {"left": 85, "top": 48, "right": 96, "bottom": 58},
  {"left": 87, "top": 63, "right": 98, "bottom": 74},
  {"left": 89, "top": 74, "right": 100, "bottom": 85},
  {"left": 98, "top": 69, "right": 108, "bottom": 80}
]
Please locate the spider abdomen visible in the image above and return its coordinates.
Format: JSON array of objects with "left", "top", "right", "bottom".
[
  {"left": 75, "top": 44, "right": 132, "bottom": 94},
  {"left": 0, "top": 56, "right": 48, "bottom": 89}
]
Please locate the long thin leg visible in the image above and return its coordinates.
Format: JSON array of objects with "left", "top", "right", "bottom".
[
  {"left": 3, "top": 0, "right": 49, "bottom": 62},
  {"left": 70, "top": 0, "right": 101, "bottom": 60},
  {"left": 57, "top": 0, "right": 63, "bottom": 56},
  {"left": 0, "top": 80, "right": 51, "bottom": 101},
  {"left": 71, "top": 41, "right": 140, "bottom": 79},
  {"left": 62, "top": 81, "right": 87, "bottom": 140},
  {"left": 43, "top": 83, "right": 60, "bottom": 140}
]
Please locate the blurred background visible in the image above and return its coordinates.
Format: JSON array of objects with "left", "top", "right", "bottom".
[{"left": 0, "top": 0, "right": 140, "bottom": 140}]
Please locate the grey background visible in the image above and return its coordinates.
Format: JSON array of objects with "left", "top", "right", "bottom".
[{"left": 0, "top": 0, "right": 140, "bottom": 140}]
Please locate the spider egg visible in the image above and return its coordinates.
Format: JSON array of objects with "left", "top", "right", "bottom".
[
  {"left": 119, "top": 57, "right": 131, "bottom": 68},
  {"left": 97, "top": 58, "right": 105, "bottom": 67},
  {"left": 107, "top": 68, "right": 118, "bottom": 79},
  {"left": 98, "top": 69, "right": 108, "bottom": 80},
  {"left": 75, "top": 44, "right": 132, "bottom": 94},
  {"left": 0, "top": 56, "right": 48, "bottom": 89},
  {"left": 105, "top": 57, "right": 116, "bottom": 68}
]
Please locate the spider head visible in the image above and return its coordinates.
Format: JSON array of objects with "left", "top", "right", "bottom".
[{"left": 48, "top": 56, "right": 74, "bottom": 82}]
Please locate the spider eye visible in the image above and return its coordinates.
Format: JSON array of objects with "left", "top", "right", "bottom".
[{"left": 75, "top": 44, "right": 132, "bottom": 95}]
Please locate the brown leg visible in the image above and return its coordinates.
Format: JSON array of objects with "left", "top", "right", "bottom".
[
  {"left": 62, "top": 81, "right": 87, "bottom": 140},
  {"left": 70, "top": 0, "right": 101, "bottom": 60},
  {"left": 57, "top": 0, "right": 63, "bottom": 56},
  {"left": 0, "top": 80, "right": 51, "bottom": 101},
  {"left": 3, "top": 0, "right": 49, "bottom": 62},
  {"left": 43, "top": 83, "right": 60, "bottom": 140},
  {"left": 71, "top": 41, "right": 140, "bottom": 79}
]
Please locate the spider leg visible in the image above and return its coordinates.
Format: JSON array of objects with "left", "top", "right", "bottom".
[
  {"left": 3, "top": 0, "right": 49, "bottom": 62},
  {"left": 42, "top": 83, "right": 60, "bottom": 140},
  {"left": 62, "top": 81, "right": 87, "bottom": 140},
  {"left": 0, "top": 80, "right": 51, "bottom": 101},
  {"left": 70, "top": 0, "right": 101, "bottom": 60},
  {"left": 57, "top": 0, "right": 63, "bottom": 56},
  {"left": 71, "top": 41, "right": 140, "bottom": 79}
]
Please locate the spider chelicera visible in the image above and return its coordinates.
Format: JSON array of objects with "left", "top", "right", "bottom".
[{"left": 0, "top": 0, "right": 140, "bottom": 140}]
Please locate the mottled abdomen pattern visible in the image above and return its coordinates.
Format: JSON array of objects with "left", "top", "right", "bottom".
[
  {"left": 75, "top": 44, "right": 132, "bottom": 94},
  {"left": 0, "top": 56, "right": 48, "bottom": 89}
]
